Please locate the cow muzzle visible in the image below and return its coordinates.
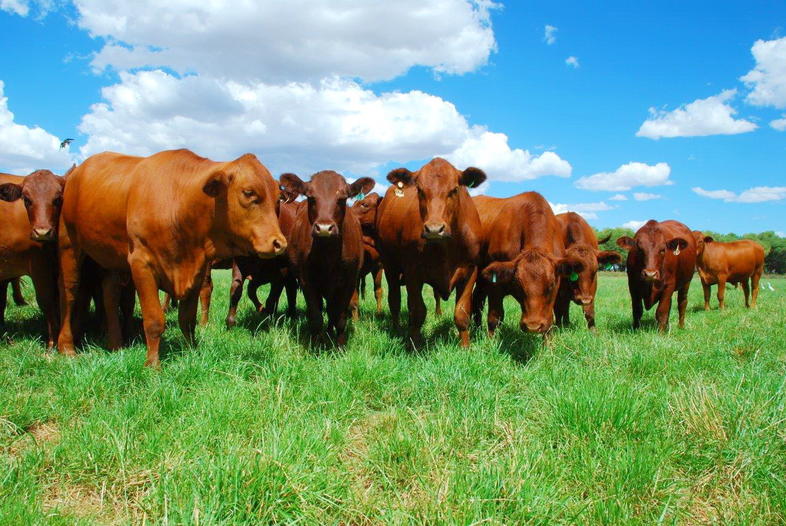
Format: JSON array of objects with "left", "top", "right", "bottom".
[
  {"left": 31, "top": 227, "right": 55, "bottom": 242},
  {"left": 521, "top": 319, "right": 551, "bottom": 334},
  {"left": 256, "top": 236, "right": 287, "bottom": 259},
  {"left": 422, "top": 222, "right": 449, "bottom": 241},
  {"left": 641, "top": 269, "right": 659, "bottom": 282},
  {"left": 313, "top": 222, "right": 338, "bottom": 238}
]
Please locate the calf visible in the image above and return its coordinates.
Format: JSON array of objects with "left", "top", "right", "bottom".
[
  {"left": 350, "top": 192, "right": 384, "bottom": 318},
  {"left": 471, "top": 193, "right": 585, "bottom": 337},
  {"left": 554, "top": 212, "right": 621, "bottom": 329},
  {"left": 692, "top": 232, "right": 764, "bottom": 310},
  {"left": 0, "top": 169, "right": 66, "bottom": 348},
  {"left": 617, "top": 220, "right": 696, "bottom": 331},
  {"left": 280, "top": 171, "right": 373, "bottom": 345},
  {"left": 58, "top": 149, "right": 287, "bottom": 367},
  {"left": 376, "top": 158, "right": 485, "bottom": 346}
]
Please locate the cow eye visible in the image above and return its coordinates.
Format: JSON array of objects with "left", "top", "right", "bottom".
[
  {"left": 53, "top": 197, "right": 63, "bottom": 207},
  {"left": 448, "top": 187, "right": 459, "bottom": 196},
  {"left": 242, "top": 189, "right": 255, "bottom": 198},
  {"left": 23, "top": 196, "right": 32, "bottom": 207}
]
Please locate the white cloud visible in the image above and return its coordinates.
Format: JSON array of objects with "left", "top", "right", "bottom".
[
  {"left": 776, "top": 231, "right": 785, "bottom": 238},
  {"left": 741, "top": 37, "right": 786, "bottom": 108},
  {"left": 549, "top": 201, "right": 614, "bottom": 220},
  {"left": 636, "top": 89, "right": 757, "bottom": 139},
  {"left": 469, "top": 180, "right": 490, "bottom": 197},
  {"left": 770, "top": 115, "right": 786, "bottom": 130},
  {"left": 633, "top": 192, "right": 661, "bottom": 201},
  {"left": 575, "top": 162, "right": 672, "bottom": 192},
  {"left": 0, "top": 0, "right": 52, "bottom": 17},
  {"left": 692, "top": 186, "right": 786, "bottom": 203},
  {"left": 622, "top": 220, "right": 647, "bottom": 231},
  {"left": 565, "top": 56, "right": 579, "bottom": 68},
  {"left": 76, "top": 0, "right": 499, "bottom": 83},
  {"left": 0, "top": 80, "right": 73, "bottom": 173},
  {"left": 544, "top": 24, "right": 557, "bottom": 45},
  {"left": 609, "top": 193, "right": 628, "bottom": 201}
]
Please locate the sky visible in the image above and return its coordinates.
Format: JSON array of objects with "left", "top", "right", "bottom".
[{"left": 1, "top": 0, "right": 785, "bottom": 235}]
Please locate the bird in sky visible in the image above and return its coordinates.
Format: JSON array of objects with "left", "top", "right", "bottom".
[{"left": 59, "top": 138, "right": 74, "bottom": 149}]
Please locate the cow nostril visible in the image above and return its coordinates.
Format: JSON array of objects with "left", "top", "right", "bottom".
[{"left": 272, "top": 238, "right": 283, "bottom": 251}]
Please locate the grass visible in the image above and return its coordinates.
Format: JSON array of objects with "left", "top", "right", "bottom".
[{"left": 1, "top": 271, "right": 785, "bottom": 524}]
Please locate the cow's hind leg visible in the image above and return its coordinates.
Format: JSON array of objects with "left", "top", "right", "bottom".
[
  {"left": 453, "top": 267, "right": 477, "bottom": 347},
  {"left": 129, "top": 255, "right": 166, "bottom": 368},
  {"left": 741, "top": 279, "right": 751, "bottom": 308},
  {"left": 373, "top": 265, "right": 384, "bottom": 315},
  {"left": 284, "top": 276, "right": 298, "bottom": 317},
  {"left": 178, "top": 284, "right": 201, "bottom": 347},
  {"left": 198, "top": 271, "right": 212, "bottom": 326},
  {"left": 385, "top": 267, "right": 402, "bottom": 328},
  {"left": 434, "top": 289, "right": 442, "bottom": 317},
  {"left": 750, "top": 267, "right": 762, "bottom": 308},
  {"left": 404, "top": 275, "right": 425, "bottom": 348},
  {"left": 677, "top": 282, "right": 690, "bottom": 329},
  {"left": 702, "top": 281, "right": 711, "bottom": 310},
  {"left": 225, "top": 262, "right": 245, "bottom": 328},
  {"left": 0, "top": 280, "right": 8, "bottom": 335},
  {"left": 655, "top": 289, "right": 674, "bottom": 332},
  {"left": 716, "top": 277, "right": 727, "bottom": 310},
  {"left": 101, "top": 272, "right": 123, "bottom": 350},
  {"left": 486, "top": 287, "right": 504, "bottom": 338}
]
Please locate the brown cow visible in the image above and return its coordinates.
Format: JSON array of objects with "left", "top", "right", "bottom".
[
  {"left": 280, "top": 171, "right": 374, "bottom": 345},
  {"left": 376, "top": 158, "right": 485, "bottom": 347},
  {"left": 617, "top": 220, "right": 696, "bottom": 331},
  {"left": 225, "top": 199, "right": 302, "bottom": 327},
  {"left": 692, "top": 232, "right": 764, "bottom": 310},
  {"left": 554, "top": 212, "right": 622, "bottom": 329},
  {"left": 471, "top": 193, "right": 585, "bottom": 337},
  {"left": 58, "top": 149, "right": 287, "bottom": 367},
  {"left": 350, "top": 192, "right": 384, "bottom": 318},
  {"left": 0, "top": 169, "right": 66, "bottom": 348}
]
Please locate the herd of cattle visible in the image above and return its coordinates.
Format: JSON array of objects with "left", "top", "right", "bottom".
[{"left": 0, "top": 150, "right": 767, "bottom": 367}]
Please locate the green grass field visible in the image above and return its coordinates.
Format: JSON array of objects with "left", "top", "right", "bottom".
[{"left": 1, "top": 272, "right": 785, "bottom": 524}]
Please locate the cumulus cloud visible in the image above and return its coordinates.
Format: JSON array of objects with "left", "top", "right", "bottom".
[
  {"left": 636, "top": 89, "right": 757, "bottom": 139},
  {"left": 692, "top": 186, "right": 786, "bottom": 203},
  {"left": 622, "top": 220, "right": 647, "bottom": 231},
  {"left": 549, "top": 201, "right": 614, "bottom": 220},
  {"left": 633, "top": 192, "right": 661, "bottom": 201},
  {"left": 770, "top": 115, "right": 786, "bottom": 130},
  {"left": 468, "top": 180, "right": 490, "bottom": 197},
  {"left": 0, "top": 80, "right": 73, "bottom": 173},
  {"left": 575, "top": 162, "right": 672, "bottom": 192},
  {"left": 544, "top": 24, "right": 557, "bottom": 45},
  {"left": 0, "top": 0, "right": 52, "bottom": 17},
  {"left": 76, "top": 0, "right": 499, "bottom": 83},
  {"left": 741, "top": 37, "right": 786, "bottom": 108},
  {"left": 565, "top": 56, "right": 579, "bottom": 68},
  {"left": 609, "top": 194, "right": 628, "bottom": 201}
]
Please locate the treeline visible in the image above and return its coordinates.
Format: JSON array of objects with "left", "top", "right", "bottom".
[{"left": 594, "top": 227, "right": 786, "bottom": 274}]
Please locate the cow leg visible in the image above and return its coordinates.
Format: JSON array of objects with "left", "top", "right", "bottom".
[
  {"left": 741, "top": 279, "right": 751, "bottom": 308},
  {"left": 486, "top": 288, "right": 504, "bottom": 338},
  {"left": 129, "top": 257, "right": 165, "bottom": 368},
  {"left": 30, "top": 257, "right": 59, "bottom": 351},
  {"left": 12, "top": 278, "right": 27, "bottom": 306},
  {"left": 655, "top": 290, "right": 673, "bottom": 332},
  {"left": 225, "top": 262, "right": 245, "bottom": 328},
  {"left": 178, "top": 285, "right": 201, "bottom": 347},
  {"left": 716, "top": 277, "right": 727, "bottom": 310},
  {"left": 404, "top": 276, "right": 425, "bottom": 347},
  {"left": 350, "top": 288, "right": 360, "bottom": 321},
  {"left": 101, "top": 272, "right": 123, "bottom": 351},
  {"left": 677, "top": 282, "right": 689, "bottom": 329},
  {"left": 453, "top": 267, "right": 477, "bottom": 347},
  {"left": 385, "top": 268, "right": 402, "bottom": 328},
  {"left": 328, "top": 288, "right": 354, "bottom": 347},
  {"left": 631, "top": 292, "right": 644, "bottom": 330},
  {"left": 583, "top": 300, "right": 596, "bottom": 330},
  {"left": 373, "top": 265, "right": 384, "bottom": 315},
  {"left": 198, "top": 271, "right": 212, "bottom": 326},
  {"left": 0, "top": 280, "right": 8, "bottom": 334},
  {"left": 284, "top": 276, "right": 298, "bottom": 317},
  {"left": 120, "top": 282, "right": 136, "bottom": 344},
  {"left": 359, "top": 271, "right": 367, "bottom": 299},
  {"left": 554, "top": 288, "right": 570, "bottom": 327},
  {"left": 248, "top": 279, "right": 264, "bottom": 312},
  {"left": 702, "top": 281, "right": 711, "bottom": 311},
  {"left": 161, "top": 293, "right": 173, "bottom": 312},
  {"left": 265, "top": 278, "right": 284, "bottom": 315},
  {"left": 57, "top": 236, "right": 82, "bottom": 356},
  {"left": 750, "top": 268, "right": 762, "bottom": 308},
  {"left": 303, "top": 285, "right": 323, "bottom": 345},
  {"left": 434, "top": 290, "right": 442, "bottom": 317},
  {"left": 471, "top": 277, "right": 487, "bottom": 328}
]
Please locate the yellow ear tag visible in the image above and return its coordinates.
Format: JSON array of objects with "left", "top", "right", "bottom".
[
  {"left": 395, "top": 181, "right": 405, "bottom": 197},
  {"left": 674, "top": 247, "right": 680, "bottom": 256}
]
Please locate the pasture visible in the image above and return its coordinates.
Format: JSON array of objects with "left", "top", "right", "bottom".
[{"left": 1, "top": 272, "right": 785, "bottom": 524}]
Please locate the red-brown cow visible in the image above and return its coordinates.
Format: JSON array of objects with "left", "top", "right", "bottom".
[
  {"left": 376, "top": 158, "right": 485, "bottom": 347},
  {"left": 225, "top": 199, "right": 302, "bottom": 327},
  {"left": 0, "top": 169, "right": 66, "bottom": 348},
  {"left": 554, "top": 212, "right": 622, "bottom": 329},
  {"left": 280, "top": 171, "right": 374, "bottom": 345},
  {"left": 350, "top": 192, "right": 384, "bottom": 318},
  {"left": 471, "top": 193, "right": 585, "bottom": 337},
  {"left": 692, "top": 232, "right": 764, "bottom": 310},
  {"left": 58, "top": 149, "right": 287, "bottom": 367},
  {"left": 617, "top": 220, "right": 696, "bottom": 331}
]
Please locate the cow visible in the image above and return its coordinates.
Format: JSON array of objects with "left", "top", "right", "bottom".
[
  {"left": 0, "top": 169, "right": 66, "bottom": 348},
  {"left": 554, "top": 212, "right": 622, "bottom": 329},
  {"left": 279, "top": 171, "right": 374, "bottom": 345},
  {"left": 225, "top": 199, "right": 302, "bottom": 327},
  {"left": 616, "top": 220, "right": 696, "bottom": 331},
  {"left": 470, "top": 193, "right": 585, "bottom": 338},
  {"left": 376, "top": 158, "right": 485, "bottom": 347},
  {"left": 350, "top": 192, "right": 384, "bottom": 318},
  {"left": 57, "top": 149, "right": 287, "bottom": 367},
  {"left": 692, "top": 232, "right": 765, "bottom": 310}
]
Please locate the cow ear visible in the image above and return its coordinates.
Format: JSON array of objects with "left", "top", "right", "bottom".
[
  {"left": 349, "top": 177, "right": 375, "bottom": 198},
  {"left": 703, "top": 236, "right": 714, "bottom": 244},
  {"left": 0, "top": 183, "right": 23, "bottom": 202},
  {"left": 616, "top": 236, "right": 635, "bottom": 251},
  {"left": 597, "top": 250, "right": 622, "bottom": 265},
  {"left": 459, "top": 167, "right": 487, "bottom": 188},
  {"left": 57, "top": 176, "right": 66, "bottom": 189},
  {"left": 387, "top": 168, "right": 414, "bottom": 186},
  {"left": 203, "top": 170, "right": 227, "bottom": 197},
  {"left": 63, "top": 164, "right": 77, "bottom": 178},
  {"left": 556, "top": 257, "right": 585, "bottom": 276},
  {"left": 666, "top": 237, "right": 688, "bottom": 251},
  {"left": 481, "top": 260, "right": 517, "bottom": 285},
  {"left": 279, "top": 173, "right": 308, "bottom": 198}
]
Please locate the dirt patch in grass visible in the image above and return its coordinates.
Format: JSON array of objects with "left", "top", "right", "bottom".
[{"left": 4, "top": 420, "right": 61, "bottom": 457}]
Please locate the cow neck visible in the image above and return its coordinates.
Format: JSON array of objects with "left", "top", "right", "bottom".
[{"left": 173, "top": 173, "right": 220, "bottom": 261}]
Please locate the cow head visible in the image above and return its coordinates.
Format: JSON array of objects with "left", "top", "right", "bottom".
[
  {"left": 387, "top": 158, "right": 486, "bottom": 242},
  {"left": 482, "top": 249, "right": 585, "bottom": 333},
  {"left": 280, "top": 171, "right": 374, "bottom": 239},
  {"left": 0, "top": 169, "right": 65, "bottom": 242},
  {"left": 617, "top": 220, "right": 688, "bottom": 282},
  {"left": 352, "top": 192, "right": 382, "bottom": 236},
  {"left": 691, "top": 230, "right": 713, "bottom": 256},
  {"left": 564, "top": 244, "right": 622, "bottom": 305},
  {"left": 202, "top": 154, "right": 287, "bottom": 259}
]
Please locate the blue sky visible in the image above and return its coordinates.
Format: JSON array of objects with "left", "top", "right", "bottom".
[{"left": 1, "top": 0, "right": 784, "bottom": 235}]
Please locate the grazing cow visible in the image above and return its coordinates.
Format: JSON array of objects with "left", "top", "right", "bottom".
[
  {"left": 692, "top": 232, "right": 764, "bottom": 310},
  {"left": 617, "top": 220, "right": 696, "bottom": 331},
  {"left": 225, "top": 199, "right": 302, "bottom": 327},
  {"left": 0, "top": 169, "right": 66, "bottom": 348},
  {"left": 350, "top": 192, "right": 384, "bottom": 318},
  {"left": 58, "top": 149, "right": 287, "bottom": 367},
  {"left": 376, "top": 158, "right": 485, "bottom": 346},
  {"left": 471, "top": 193, "right": 585, "bottom": 337},
  {"left": 280, "top": 171, "right": 373, "bottom": 345},
  {"left": 554, "top": 212, "right": 622, "bottom": 329}
]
